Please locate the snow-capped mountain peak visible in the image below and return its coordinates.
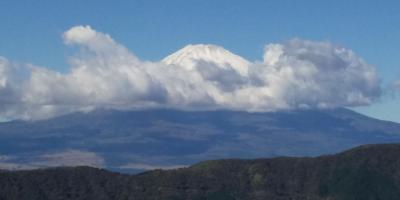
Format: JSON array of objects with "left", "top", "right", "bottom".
[{"left": 162, "top": 44, "right": 251, "bottom": 76}]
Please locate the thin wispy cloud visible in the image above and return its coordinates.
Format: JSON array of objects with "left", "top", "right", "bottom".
[
  {"left": 0, "top": 150, "right": 104, "bottom": 170},
  {"left": 118, "top": 163, "right": 187, "bottom": 171},
  {"left": 0, "top": 25, "right": 381, "bottom": 120}
]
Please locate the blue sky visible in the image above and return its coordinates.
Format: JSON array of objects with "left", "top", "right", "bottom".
[{"left": 0, "top": 0, "right": 399, "bottom": 122}]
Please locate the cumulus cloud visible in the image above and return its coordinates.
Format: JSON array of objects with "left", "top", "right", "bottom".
[
  {"left": 0, "top": 25, "right": 381, "bottom": 120},
  {"left": 0, "top": 58, "right": 27, "bottom": 120},
  {"left": 245, "top": 40, "right": 380, "bottom": 110}
]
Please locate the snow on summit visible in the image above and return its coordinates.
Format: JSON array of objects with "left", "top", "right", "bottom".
[{"left": 162, "top": 44, "right": 251, "bottom": 76}]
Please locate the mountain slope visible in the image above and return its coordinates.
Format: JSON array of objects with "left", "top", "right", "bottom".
[
  {"left": 0, "top": 108, "right": 399, "bottom": 172},
  {"left": 1, "top": 144, "right": 400, "bottom": 200}
]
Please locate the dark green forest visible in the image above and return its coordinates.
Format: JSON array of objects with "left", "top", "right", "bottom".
[{"left": 1, "top": 144, "right": 400, "bottom": 200}]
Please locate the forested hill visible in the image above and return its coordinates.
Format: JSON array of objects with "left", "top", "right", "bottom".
[{"left": 1, "top": 143, "right": 400, "bottom": 200}]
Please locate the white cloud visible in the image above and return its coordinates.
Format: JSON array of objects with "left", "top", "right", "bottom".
[
  {"left": 0, "top": 58, "right": 8, "bottom": 88},
  {"left": 0, "top": 25, "right": 381, "bottom": 120},
  {"left": 0, "top": 58, "right": 27, "bottom": 120},
  {"left": 246, "top": 39, "right": 380, "bottom": 110}
]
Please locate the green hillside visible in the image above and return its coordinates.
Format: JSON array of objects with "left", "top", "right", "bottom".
[{"left": 1, "top": 144, "right": 400, "bottom": 200}]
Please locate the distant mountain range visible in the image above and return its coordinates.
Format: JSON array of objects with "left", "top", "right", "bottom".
[
  {"left": 1, "top": 143, "right": 400, "bottom": 200},
  {"left": 0, "top": 108, "right": 399, "bottom": 172}
]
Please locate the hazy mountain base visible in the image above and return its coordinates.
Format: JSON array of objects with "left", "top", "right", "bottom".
[
  {"left": 1, "top": 108, "right": 400, "bottom": 172},
  {"left": 1, "top": 144, "right": 400, "bottom": 200}
]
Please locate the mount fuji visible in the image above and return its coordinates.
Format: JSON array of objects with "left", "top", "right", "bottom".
[
  {"left": 0, "top": 108, "right": 399, "bottom": 173},
  {"left": 0, "top": 44, "right": 397, "bottom": 173}
]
